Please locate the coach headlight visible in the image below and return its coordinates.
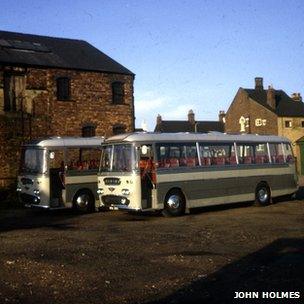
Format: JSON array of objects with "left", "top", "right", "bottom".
[
  {"left": 97, "top": 188, "right": 104, "bottom": 195},
  {"left": 16, "top": 186, "right": 22, "bottom": 192},
  {"left": 121, "top": 189, "right": 130, "bottom": 196},
  {"left": 33, "top": 189, "right": 40, "bottom": 195}
]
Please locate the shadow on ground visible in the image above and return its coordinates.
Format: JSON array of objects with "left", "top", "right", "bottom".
[
  {"left": 0, "top": 209, "right": 81, "bottom": 233},
  {"left": 145, "top": 238, "right": 304, "bottom": 304}
]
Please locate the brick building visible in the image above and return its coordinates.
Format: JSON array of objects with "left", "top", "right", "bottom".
[
  {"left": 225, "top": 77, "right": 304, "bottom": 173},
  {"left": 0, "top": 30, "right": 135, "bottom": 190},
  {"left": 154, "top": 110, "right": 225, "bottom": 133}
]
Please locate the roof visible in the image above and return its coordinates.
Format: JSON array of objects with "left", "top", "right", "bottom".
[
  {"left": 154, "top": 120, "right": 224, "bottom": 133},
  {"left": 23, "top": 136, "right": 104, "bottom": 148},
  {"left": 244, "top": 88, "right": 304, "bottom": 117},
  {"left": 0, "top": 30, "right": 134, "bottom": 75},
  {"left": 104, "top": 132, "right": 289, "bottom": 144}
]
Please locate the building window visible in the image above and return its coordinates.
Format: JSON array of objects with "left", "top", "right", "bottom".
[
  {"left": 284, "top": 120, "right": 292, "bottom": 128},
  {"left": 56, "top": 77, "right": 71, "bottom": 101},
  {"left": 3, "top": 73, "right": 26, "bottom": 112},
  {"left": 3, "top": 73, "right": 15, "bottom": 111},
  {"left": 113, "top": 124, "right": 126, "bottom": 135},
  {"left": 82, "top": 125, "right": 96, "bottom": 137},
  {"left": 301, "top": 121, "right": 304, "bottom": 128},
  {"left": 112, "top": 82, "right": 124, "bottom": 104}
]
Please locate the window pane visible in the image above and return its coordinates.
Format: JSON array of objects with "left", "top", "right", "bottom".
[
  {"left": 269, "top": 143, "right": 284, "bottom": 163},
  {"left": 284, "top": 143, "right": 294, "bottom": 163},
  {"left": 199, "top": 144, "right": 233, "bottom": 166},
  {"left": 237, "top": 144, "right": 255, "bottom": 164},
  {"left": 254, "top": 144, "right": 269, "bottom": 164},
  {"left": 156, "top": 143, "right": 198, "bottom": 168},
  {"left": 57, "top": 77, "right": 70, "bottom": 100},
  {"left": 112, "top": 82, "right": 124, "bottom": 104},
  {"left": 82, "top": 126, "right": 96, "bottom": 137}
]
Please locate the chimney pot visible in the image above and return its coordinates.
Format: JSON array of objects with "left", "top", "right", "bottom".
[
  {"left": 255, "top": 77, "right": 264, "bottom": 90},
  {"left": 156, "top": 114, "right": 162, "bottom": 125},
  {"left": 267, "top": 85, "right": 276, "bottom": 109},
  {"left": 188, "top": 109, "right": 195, "bottom": 124},
  {"left": 218, "top": 110, "right": 226, "bottom": 123},
  {"left": 291, "top": 92, "right": 302, "bottom": 102}
]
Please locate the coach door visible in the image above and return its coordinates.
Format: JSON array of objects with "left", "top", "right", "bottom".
[
  {"left": 48, "top": 149, "right": 65, "bottom": 207},
  {"left": 139, "top": 145, "right": 154, "bottom": 209}
]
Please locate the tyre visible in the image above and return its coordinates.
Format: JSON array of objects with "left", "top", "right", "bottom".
[
  {"left": 73, "top": 190, "right": 95, "bottom": 213},
  {"left": 163, "top": 190, "right": 186, "bottom": 217},
  {"left": 255, "top": 183, "right": 271, "bottom": 206}
]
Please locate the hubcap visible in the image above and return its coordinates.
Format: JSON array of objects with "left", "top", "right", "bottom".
[
  {"left": 167, "top": 195, "right": 181, "bottom": 209},
  {"left": 76, "top": 194, "right": 90, "bottom": 209},
  {"left": 258, "top": 188, "right": 268, "bottom": 203}
]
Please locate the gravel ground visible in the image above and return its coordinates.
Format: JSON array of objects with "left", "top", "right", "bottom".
[{"left": 0, "top": 197, "right": 303, "bottom": 304}]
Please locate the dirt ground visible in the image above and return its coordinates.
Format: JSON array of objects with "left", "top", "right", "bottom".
[{"left": 0, "top": 196, "right": 303, "bottom": 304}]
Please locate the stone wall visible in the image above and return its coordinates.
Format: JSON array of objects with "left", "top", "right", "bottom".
[
  {"left": 278, "top": 116, "right": 304, "bottom": 173},
  {"left": 0, "top": 67, "right": 134, "bottom": 189},
  {"left": 225, "top": 88, "right": 278, "bottom": 135}
]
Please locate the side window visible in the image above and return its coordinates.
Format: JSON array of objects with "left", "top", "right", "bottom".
[
  {"left": 269, "top": 143, "right": 284, "bottom": 164},
  {"left": 199, "top": 144, "right": 233, "bottom": 166},
  {"left": 112, "top": 82, "right": 124, "bottom": 104},
  {"left": 56, "top": 77, "right": 71, "bottom": 101},
  {"left": 284, "top": 143, "right": 294, "bottom": 164},
  {"left": 254, "top": 143, "right": 269, "bottom": 164},
  {"left": 49, "top": 149, "right": 65, "bottom": 170},
  {"left": 66, "top": 148, "right": 99, "bottom": 171},
  {"left": 156, "top": 143, "right": 198, "bottom": 168},
  {"left": 237, "top": 144, "right": 255, "bottom": 164}
]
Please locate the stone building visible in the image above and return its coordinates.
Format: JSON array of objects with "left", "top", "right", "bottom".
[
  {"left": 225, "top": 77, "right": 304, "bottom": 173},
  {"left": 154, "top": 110, "right": 225, "bottom": 133},
  {"left": 0, "top": 30, "right": 135, "bottom": 190}
]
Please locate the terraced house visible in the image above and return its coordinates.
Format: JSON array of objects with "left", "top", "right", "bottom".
[
  {"left": 225, "top": 77, "right": 304, "bottom": 173},
  {"left": 0, "top": 30, "right": 135, "bottom": 190}
]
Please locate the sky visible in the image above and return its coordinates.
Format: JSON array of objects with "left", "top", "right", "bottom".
[{"left": 1, "top": 0, "right": 304, "bottom": 130}]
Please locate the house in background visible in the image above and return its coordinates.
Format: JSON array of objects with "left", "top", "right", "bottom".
[
  {"left": 225, "top": 77, "right": 304, "bottom": 173},
  {"left": 154, "top": 109, "right": 225, "bottom": 133},
  {"left": 0, "top": 30, "right": 135, "bottom": 190}
]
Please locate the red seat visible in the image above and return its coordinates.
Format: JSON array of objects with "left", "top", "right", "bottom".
[
  {"left": 256, "top": 155, "right": 264, "bottom": 164},
  {"left": 179, "top": 158, "right": 187, "bottom": 167},
  {"left": 170, "top": 158, "right": 179, "bottom": 167},
  {"left": 277, "top": 155, "right": 284, "bottom": 163},
  {"left": 203, "top": 157, "right": 211, "bottom": 166},
  {"left": 244, "top": 156, "right": 252, "bottom": 164},
  {"left": 186, "top": 158, "right": 196, "bottom": 167},
  {"left": 229, "top": 156, "right": 237, "bottom": 165},
  {"left": 215, "top": 157, "right": 225, "bottom": 165}
]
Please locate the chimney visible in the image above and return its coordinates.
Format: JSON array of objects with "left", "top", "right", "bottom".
[
  {"left": 188, "top": 109, "right": 195, "bottom": 125},
  {"left": 267, "top": 85, "right": 276, "bottom": 109},
  {"left": 156, "top": 114, "right": 162, "bottom": 125},
  {"left": 218, "top": 110, "right": 226, "bottom": 123},
  {"left": 255, "top": 77, "right": 264, "bottom": 90},
  {"left": 291, "top": 92, "right": 302, "bottom": 102}
]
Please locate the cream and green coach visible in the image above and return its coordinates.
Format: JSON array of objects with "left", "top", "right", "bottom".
[
  {"left": 17, "top": 136, "right": 103, "bottom": 212},
  {"left": 97, "top": 132, "right": 297, "bottom": 216}
]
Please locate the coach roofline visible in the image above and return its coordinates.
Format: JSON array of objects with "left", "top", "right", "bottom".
[{"left": 103, "top": 132, "right": 290, "bottom": 144}]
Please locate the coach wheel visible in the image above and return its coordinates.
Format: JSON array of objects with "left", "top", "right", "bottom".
[
  {"left": 255, "top": 183, "right": 271, "bottom": 206},
  {"left": 163, "top": 190, "right": 186, "bottom": 217},
  {"left": 73, "top": 190, "right": 95, "bottom": 213}
]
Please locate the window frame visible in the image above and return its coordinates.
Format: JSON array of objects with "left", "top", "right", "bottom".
[
  {"left": 284, "top": 120, "right": 292, "bottom": 128},
  {"left": 112, "top": 81, "right": 124, "bottom": 104},
  {"left": 56, "top": 77, "right": 71, "bottom": 101},
  {"left": 82, "top": 125, "right": 96, "bottom": 137}
]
